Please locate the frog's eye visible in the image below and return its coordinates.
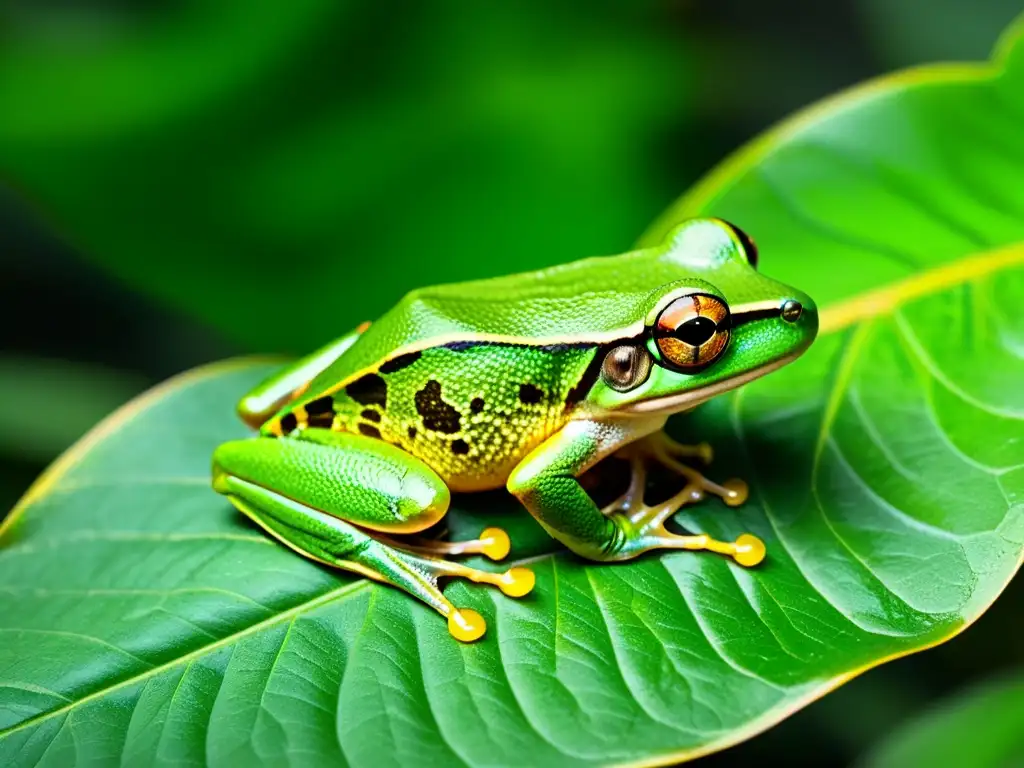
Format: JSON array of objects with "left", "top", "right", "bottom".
[
  {"left": 653, "top": 293, "right": 731, "bottom": 372},
  {"left": 724, "top": 220, "right": 758, "bottom": 269},
  {"left": 601, "top": 344, "right": 653, "bottom": 392}
]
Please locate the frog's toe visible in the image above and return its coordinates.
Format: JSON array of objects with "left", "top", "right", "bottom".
[
  {"left": 384, "top": 526, "right": 512, "bottom": 562},
  {"left": 657, "top": 433, "right": 714, "bottom": 465},
  {"left": 448, "top": 609, "right": 487, "bottom": 642},
  {"left": 647, "top": 436, "right": 749, "bottom": 509},
  {"left": 478, "top": 527, "right": 511, "bottom": 561},
  {"left": 720, "top": 478, "right": 749, "bottom": 507},
  {"left": 433, "top": 559, "right": 536, "bottom": 599},
  {"left": 634, "top": 527, "right": 767, "bottom": 567},
  {"left": 495, "top": 567, "right": 535, "bottom": 597}
]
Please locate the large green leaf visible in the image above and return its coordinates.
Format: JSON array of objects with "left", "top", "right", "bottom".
[
  {"left": 0, "top": 1, "right": 693, "bottom": 354},
  {"left": 856, "top": 669, "right": 1024, "bottom": 767},
  {"left": 3, "top": 14, "right": 1024, "bottom": 768}
]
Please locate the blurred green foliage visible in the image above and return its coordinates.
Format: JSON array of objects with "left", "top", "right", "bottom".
[
  {"left": 857, "top": 670, "right": 1024, "bottom": 767},
  {"left": 857, "top": 0, "right": 1023, "bottom": 68},
  {"left": 0, "top": 355, "right": 146, "bottom": 463},
  {"left": 0, "top": 1, "right": 698, "bottom": 353}
]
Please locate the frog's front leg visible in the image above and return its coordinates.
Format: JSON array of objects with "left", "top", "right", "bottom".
[
  {"left": 212, "top": 429, "right": 533, "bottom": 642},
  {"left": 507, "top": 418, "right": 764, "bottom": 566},
  {"left": 237, "top": 321, "right": 370, "bottom": 430}
]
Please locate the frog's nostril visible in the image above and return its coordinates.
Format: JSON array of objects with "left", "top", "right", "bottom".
[{"left": 780, "top": 300, "right": 803, "bottom": 323}]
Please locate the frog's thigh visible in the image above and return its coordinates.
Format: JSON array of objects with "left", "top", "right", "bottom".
[{"left": 213, "top": 429, "right": 449, "bottom": 534}]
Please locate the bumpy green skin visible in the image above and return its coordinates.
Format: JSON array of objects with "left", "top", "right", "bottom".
[
  {"left": 312, "top": 343, "right": 598, "bottom": 493},
  {"left": 214, "top": 429, "right": 450, "bottom": 533},
  {"left": 211, "top": 218, "right": 819, "bottom": 637}
]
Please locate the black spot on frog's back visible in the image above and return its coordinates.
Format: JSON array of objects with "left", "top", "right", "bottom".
[
  {"left": 518, "top": 383, "right": 543, "bottom": 404},
  {"left": 415, "top": 380, "right": 461, "bottom": 434},
  {"left": 346, "top": 374, "right": 387, "bottom": 406}
]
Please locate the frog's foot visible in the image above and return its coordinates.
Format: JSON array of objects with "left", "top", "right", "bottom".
[
  {"left": 597, "top": 432, "right": 762, "bottom": 567},
  {"left": 364, "top": 547, "right": 535, "bottom": 642},
  {"left": 380, "top": 527, "right": 512, "bottom": 562},
  {"left": 222, "top": 475, "right": 534, "bottom": 642},
  {"left": 602, "top": 479, "right": 765, "bottom": 567},
  {"left": 376, "top": 548, "right": 536, "bottom": 643},
  {"left": 610, "top": 431, "right": 748, "bottom": 510}
]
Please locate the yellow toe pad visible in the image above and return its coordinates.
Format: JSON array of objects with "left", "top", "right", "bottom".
[
  {"left": 497, "top": 567, "right": 535, "bottom": 597},
  {"left": 448, "top": 609, "right": 487, "bottom": 642},
  {"left": 732, "top": 534, "right": 766, "bottom": 567},
  {"left": 479, "top": 527, "right": 511, "bottom": 561}
]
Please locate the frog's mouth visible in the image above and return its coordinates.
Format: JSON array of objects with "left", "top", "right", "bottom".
[{"left": 622, "top": 346, "right": 807, "bottom": 416}]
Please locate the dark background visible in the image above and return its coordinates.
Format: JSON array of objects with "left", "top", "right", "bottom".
[{"left": 1, "top": 1, "right": 1021, "bottom": 765}]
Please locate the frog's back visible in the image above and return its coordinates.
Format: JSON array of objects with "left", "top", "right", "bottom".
[
  {"left": 271, "top": 248, "right": 670, "bottom": 492},
  {"left": 311, "top": 244, "right": 682, "bottom": 392}
]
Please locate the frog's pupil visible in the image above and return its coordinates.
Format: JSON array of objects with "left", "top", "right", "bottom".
[{"left": 677, "top": 316, "right": 716, "bottom": 346}]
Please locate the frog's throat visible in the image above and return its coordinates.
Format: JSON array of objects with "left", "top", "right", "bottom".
[{"left": 620, "top": 348, "right": 807, "bottom": 416}]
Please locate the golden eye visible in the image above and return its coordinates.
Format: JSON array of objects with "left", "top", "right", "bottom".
[
  {"left": 653, "top": 293, "right": 730, "bottom": 372},
  {"left": 601, "top": 345, "right": 652, "bottom": 392}
]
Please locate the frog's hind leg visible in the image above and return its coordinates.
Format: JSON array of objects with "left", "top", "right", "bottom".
[
  {"left": 237, "top": 321, "right": 371, "bottom": 429},
  {"left": 212, "top": 429, "right": 533, "bottom": 642}
]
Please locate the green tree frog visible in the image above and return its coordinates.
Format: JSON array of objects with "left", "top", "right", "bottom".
[{"left": 212, "top": 218, "right": 818, "bottom": 642}]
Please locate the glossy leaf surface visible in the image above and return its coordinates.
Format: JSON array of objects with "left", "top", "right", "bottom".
[{"left": 2, "top": 15, "right": 1024, "bottom": 768}]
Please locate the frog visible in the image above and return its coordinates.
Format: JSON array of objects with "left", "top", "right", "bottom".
[{"left": 211, "top": 217, "right": 818, "bottom": 642}]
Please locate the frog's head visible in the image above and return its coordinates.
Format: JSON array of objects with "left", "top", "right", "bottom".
[{"left": 586, "top": 218, "right": 818, "bottom": 417}]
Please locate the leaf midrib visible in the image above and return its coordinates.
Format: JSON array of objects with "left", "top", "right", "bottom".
[
  {"left": 1, "top": 240, "right": 1022, "bottom": 741},
  {"left": 0, "top": 580, "right": 372, "bottom": 739}
]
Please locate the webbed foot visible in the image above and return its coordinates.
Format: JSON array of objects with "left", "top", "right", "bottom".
[{"left": 600, "top": 432, "right": 763, "bottom": 567}]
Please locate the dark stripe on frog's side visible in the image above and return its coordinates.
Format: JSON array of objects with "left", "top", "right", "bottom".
[
  {"left": 564, "top": 343, "right": 608, "bottom": 408},
  {"left": 415, "top": 380, "right": 461, "bottom": 434},
  {"left": 305, "top": 396, "right": 334, "bottom": 415},
  {"left": 379, "top": 351, "right": 422, "bottom": 373},
  {"left": 442, "top": 340, "right": 593, "bottom": 354}
]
